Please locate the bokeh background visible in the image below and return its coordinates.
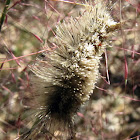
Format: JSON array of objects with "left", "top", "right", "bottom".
[{"left": 0, "top": 0, "right": 140, "bottom": 139}]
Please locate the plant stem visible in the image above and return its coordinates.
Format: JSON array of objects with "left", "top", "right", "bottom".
[{"left": 0, "top": 0, "right": 11, "bottom": 33}]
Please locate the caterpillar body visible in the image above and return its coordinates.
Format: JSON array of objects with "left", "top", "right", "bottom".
[{"left": 21, "top": 1, "right": 120, "bottom": 139}]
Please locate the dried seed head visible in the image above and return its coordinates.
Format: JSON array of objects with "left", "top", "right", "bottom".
[{"left": 21, "top": 1, "right": 120, "bottom": 139}]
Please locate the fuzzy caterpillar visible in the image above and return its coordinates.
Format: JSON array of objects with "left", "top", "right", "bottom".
[{"left": 21, "top": 1, "right": 120, "bottom": 140}]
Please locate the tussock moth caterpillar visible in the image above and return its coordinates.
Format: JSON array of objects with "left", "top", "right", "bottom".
[{"left": 20, "top": 0, "right": 120, "bottom": 139}]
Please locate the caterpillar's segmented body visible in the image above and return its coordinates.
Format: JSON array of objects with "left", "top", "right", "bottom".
[{"left": 21, "top": 1, "right": 120, "bottom": 139}]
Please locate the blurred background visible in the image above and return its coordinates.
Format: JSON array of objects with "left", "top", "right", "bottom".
[{"left": 0, "top": 0, "right": 140, "bottom": 139}]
